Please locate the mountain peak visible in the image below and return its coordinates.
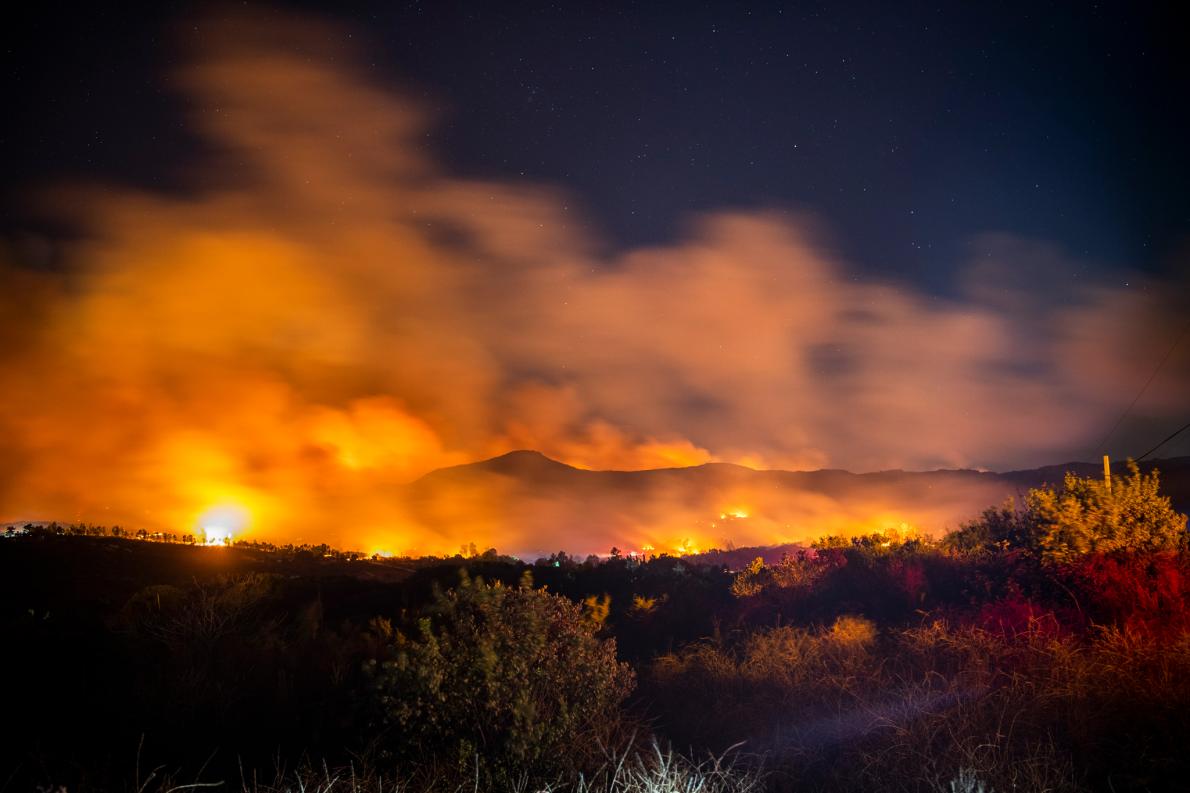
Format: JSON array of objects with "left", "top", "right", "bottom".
[
  {"left": 482, "top": 449, "right": 571, "bottom": 468},
  {"left": 421, "top": 449, "right": 577, "bottom": 479}
]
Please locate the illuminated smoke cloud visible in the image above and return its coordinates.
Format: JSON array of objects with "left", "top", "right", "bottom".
[{"left": 0, "top": 11, "right": 1186, "bottom": 555}]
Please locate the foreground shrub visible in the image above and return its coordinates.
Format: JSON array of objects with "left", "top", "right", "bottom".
[
  {"left": 363, "top": 572, "right": 635, "bottom": 783},
  {"left": 117, "top": 573, "right": 294, "bottom": 724},
  {"left": 1060, "top": 551, "right": 1190, "bottom": 635},
  {"left": 945, "top": 462, "right": 1187, "bottom": 561},
  {"left": 730, "top": 543, "right": 972, "bottom": 627}
]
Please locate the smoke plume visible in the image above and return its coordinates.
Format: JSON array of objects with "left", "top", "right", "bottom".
[{"left": 2, "top": 11, "right": 1186, "bottom": 554}]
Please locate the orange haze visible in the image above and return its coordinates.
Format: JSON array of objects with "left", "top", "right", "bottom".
[{"left": 1, "top": 11, "right": 1187, "bottom": 556}]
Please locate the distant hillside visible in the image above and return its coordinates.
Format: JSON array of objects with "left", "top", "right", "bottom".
[{"left": 401, "top": 452, "right": 1190, "bottom": 559}]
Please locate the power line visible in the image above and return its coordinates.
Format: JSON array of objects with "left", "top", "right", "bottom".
[
  {"left": 1137, "top": 420, "right": 1190, "bottom": 461},
  {"left": 1093, "top": 314, "right": 1190, "bottom": 455}
]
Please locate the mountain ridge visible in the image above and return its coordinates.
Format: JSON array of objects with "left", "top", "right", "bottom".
[
  {"left": 432, "top": 449, "right": 1190, "bottom": 480},
  {"left": 401, "top": 453, "right": 1190, "bottom": 558}
]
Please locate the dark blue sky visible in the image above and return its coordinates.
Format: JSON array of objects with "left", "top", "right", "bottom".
[{"left": 5, "top": 2, "right": 1188, "bottom": 290}]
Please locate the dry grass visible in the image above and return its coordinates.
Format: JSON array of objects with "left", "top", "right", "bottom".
[
  {"left": 124, "top": 744, "right": 759, "bottom": 793},
  {"left": 650, "top": 618, "right": 1190, "bottom": 791}
]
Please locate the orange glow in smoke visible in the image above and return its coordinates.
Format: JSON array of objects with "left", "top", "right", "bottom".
[{"left": 1, "top": 11, "right": 1183, "bottom": 559}]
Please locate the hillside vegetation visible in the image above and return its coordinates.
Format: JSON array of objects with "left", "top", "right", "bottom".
[{"left": 1, "top": 463, "right": 1188, "bottom": 792}]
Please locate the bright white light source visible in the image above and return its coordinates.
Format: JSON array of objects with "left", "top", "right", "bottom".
[
  {"left": 197, "top": 504, "right": 249, "bottom": 545},
  {"left": 202, "top": 526, "right": 233, "bottom": 545}
]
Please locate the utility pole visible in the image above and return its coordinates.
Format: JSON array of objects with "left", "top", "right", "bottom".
[{"left": 1103, "top": 454, "right": 1112, "bottom": 493}]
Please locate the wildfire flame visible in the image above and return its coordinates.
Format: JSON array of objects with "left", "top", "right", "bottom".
[
  {"left": 197, "top": 504, "right": 249, "bottom": 546},
  {"left": 1, "top": 11, "right": 1179, "bottom": 559}
]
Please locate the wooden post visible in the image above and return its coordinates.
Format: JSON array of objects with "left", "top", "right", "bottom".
[{"left": 1103, "top": 454, "right": 1112, "bottom": 493}]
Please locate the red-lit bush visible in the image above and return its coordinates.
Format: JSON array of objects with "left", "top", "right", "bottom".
[
  {"left": 975, "top": 595, "right": 1066, "bottom": 638},
  {"left": 1061, "top": 552, "right": 1190, "bottom": 636}
]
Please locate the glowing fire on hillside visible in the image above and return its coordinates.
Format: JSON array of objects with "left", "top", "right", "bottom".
[
  {"left": 3, "top": 12, "right": 1183, "bottom": 560},
  {"left": 197, "top": 504, "right": 250, "bottom": 546}
]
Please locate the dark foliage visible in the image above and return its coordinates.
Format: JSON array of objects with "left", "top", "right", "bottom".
[
  {"left": 3, "top": 466, "right": 1190, "bottom": 792},
  {"left": 363, "top": 572, "right": 634, "bottom": 783}
]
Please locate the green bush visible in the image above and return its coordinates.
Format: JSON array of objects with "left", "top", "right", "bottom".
[
  {"left": 1031, "top": 462, "right": 1187, "bottom": 560},
  {"left": 362, "top": 571, "right": 634, "bottom": 782},
  {"left": 944, "top": 462, "right": 1188, "bottom": 560}
]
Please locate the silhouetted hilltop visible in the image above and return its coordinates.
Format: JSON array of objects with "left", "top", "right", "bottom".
[{"left": 401, "top": 454, "right": 1190, "bottom": 558}]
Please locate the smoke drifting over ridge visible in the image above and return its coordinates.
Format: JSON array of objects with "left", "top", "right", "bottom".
[{"left": 1, "top": 12, "right": 1187, "bottom": 553}]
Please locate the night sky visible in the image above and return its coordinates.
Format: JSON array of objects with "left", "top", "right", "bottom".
[
  {"left": 2, "top": 2, "right": 1189, "bottom": 544},
  {"left": 7, "top": 2, "right": 1188, "bottom": 283}
]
